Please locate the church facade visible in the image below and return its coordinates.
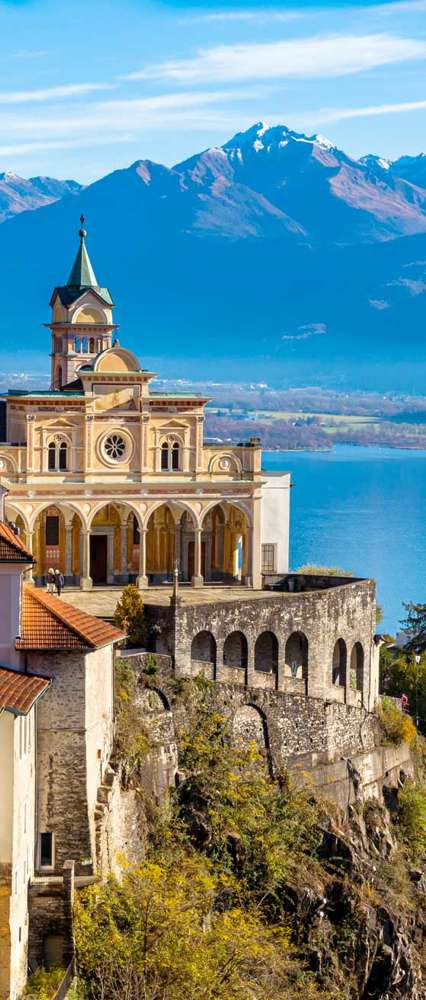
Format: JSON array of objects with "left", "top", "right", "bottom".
[{"left": 0, "top": 221, "right": 289, "bottom": 590}]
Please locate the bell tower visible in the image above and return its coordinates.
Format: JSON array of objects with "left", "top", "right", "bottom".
[{"left": 48, "top": 217, "right": 117, "bottom": 389}]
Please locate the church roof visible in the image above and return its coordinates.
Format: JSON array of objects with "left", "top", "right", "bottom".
[
  {"left": 0, "top": 665, "right": 51, "bottom": 716},
  {"left": 16, "top": 585, "right": 124, "bottom": 651},
  {"left": 50, "top": 217, "right": 113, "bottom": 308},
  {"left": 0, "top": 521, "right": 34, "bottom": 563}
]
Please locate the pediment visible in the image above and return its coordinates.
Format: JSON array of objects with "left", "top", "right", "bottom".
[{"left": 158, "top": 419, "right": 188, "bottom": 430}]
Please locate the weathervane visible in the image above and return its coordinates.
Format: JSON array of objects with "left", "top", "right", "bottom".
[{"left": 79, "top": 214, "right": 87, "bottom": 239}]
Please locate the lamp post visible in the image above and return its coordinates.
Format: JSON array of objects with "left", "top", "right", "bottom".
[{"left": 414, "top": 650, "right": 421, "bottom": 730}]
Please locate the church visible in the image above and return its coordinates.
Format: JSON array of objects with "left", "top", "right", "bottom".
[{"left": 0, "top": 219, "right": 289, "bottom": 591}]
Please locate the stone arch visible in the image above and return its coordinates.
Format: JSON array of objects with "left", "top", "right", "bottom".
[
  {"left": 29, "top": 500, "right": 86, "bottom": 532},
  {"left": 160, "top": 437, "right": 182, "bottom": 472},
  {"left": 232, "top": 703, "right": 270, "bottom": 752},
  {"left": 93, "top": 346, "right": 140, "bottom": 373},
  {"left": 0, "top": 452, "right": 17, "bottom": 474},
  {"left": 4, "top": 503, "right": 30, "bottom": 533},
  {"left": 350, "top": 641, "right": 364, "bottom": 692},
  {"left": 223, "top": 631, "right": 248, "bottom": 669},
  {"left": 332, "top": 638, "right": 347, "bottom": 687},
  {"left": 191, "top": 631, "right": 216, "bottom": 667},
  {"left": 143, "top": 500, "right": 198, "bottom": 531},
  {"left": 208, "top": 453, "right": 242, "bottom": 477},
  {"left": 73, "top": 304, "right": 107, "bottom": 325},
  {"left": 255, "top": 631, "right": 278, "bottom": 673},
  {"left": 285, "top": 631, "right": 308, "bottom": 687}
]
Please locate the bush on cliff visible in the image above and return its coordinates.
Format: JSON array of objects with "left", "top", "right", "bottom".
[
  {"left": 74, "top": 686, "right": 335, "bottom": 1000},
  {"left": 398, "top": 780, "right": 426, "bottom": 861},
  {"left": 376, "top": 696, "right": 417, "bottom": 746}
]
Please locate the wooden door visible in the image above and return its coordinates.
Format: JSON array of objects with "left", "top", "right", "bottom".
[{"left": 90, "top": 535, "right": 107, "bottom": 584}]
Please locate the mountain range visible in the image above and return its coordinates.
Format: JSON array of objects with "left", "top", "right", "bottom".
[{"left": 1, "top": 122, "right": 426, "bottom": 390}]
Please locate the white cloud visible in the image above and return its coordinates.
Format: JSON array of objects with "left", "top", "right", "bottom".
[
  {"left": 0, "top": 82, "right": 115, "bottom": 105},
  {"left": 183, "top": 9, "right": 303, "bottom": 24},
  {"left": 126, "top": 33, "right": 426, "bottom": 84},
  {"left": 305, "top": 97, "right": 426, "bottom": 124}
]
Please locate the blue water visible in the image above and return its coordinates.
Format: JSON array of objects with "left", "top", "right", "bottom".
[{"left": 262, "top": 446, "right": 426, "bottom": 634}]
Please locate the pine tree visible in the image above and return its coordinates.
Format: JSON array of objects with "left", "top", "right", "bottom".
[{"left": 113, "top": 584, "right": 146, "bottom": 648}]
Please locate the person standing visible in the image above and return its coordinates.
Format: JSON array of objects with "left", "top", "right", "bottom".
[
  {"left": 46, "top": 568, "right": 55, "bottom": 594},
  {"left": 54, "top": 569, "right": 65, "bottom": 597}
]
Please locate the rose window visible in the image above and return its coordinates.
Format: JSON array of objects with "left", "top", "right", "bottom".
[{"left": 103, "top": 434, "right": 126, "bottom": 461}]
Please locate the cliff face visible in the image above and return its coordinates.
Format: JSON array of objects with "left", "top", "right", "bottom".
[{"left": 289, "top": 798, "right": 426, "bottom": 999}]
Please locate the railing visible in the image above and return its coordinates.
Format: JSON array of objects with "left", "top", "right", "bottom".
[{"left": 52, "top": 960, "right": 75, "bottom": 1000}]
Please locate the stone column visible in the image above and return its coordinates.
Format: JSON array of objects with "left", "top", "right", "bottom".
[
  {"left": 62, "top": 860, "right": 75, "bottom": 967},
  {"left": 191, "top": 527, "right": 203, "bottom": 588},
  {"left": 251, "top": 498, "right": 262, "bottom": 590},
  {"left": 80, "top": 530, "right": 92, "bottom": 590},
  {"left": 137, "top": 528, "right": 148, "bottom": 589},
  {"left": 246, "top": 640, "right": 255, "bottom": 688},
  {"left": 175, "top": 521, "right": 182, "bottom": 572},
  {"left": 25, "top": 530, "right": 35, "bottom": 585},
  {"left": 232, "top": 533, "right": 243, "bottom": 582},
  {"left": 119, "top": 519, "right": 129, "bottom": 585},
  {"left": 64, "top": 522, "right": 73, "bottom": 585}
]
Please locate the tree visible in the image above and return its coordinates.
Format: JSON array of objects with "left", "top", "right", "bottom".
[
  {"left": 400, "top": 602, "right": 426, "bottom": 652},
  {"left": 113, "top": 584, "right": 146, "bottom": 648}
]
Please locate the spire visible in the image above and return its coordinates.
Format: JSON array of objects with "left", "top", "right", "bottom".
[{"left": 67, "top": 215, "right": 98, "bottom": 288}]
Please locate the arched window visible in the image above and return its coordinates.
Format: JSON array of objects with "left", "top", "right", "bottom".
[
  {"left": 160, "top": 440, "right": 181, "bottom": 471},
  {"left": 57, "top": 366, "right": 63, "bottom": 389},
  {"left": 82, "top": 336, "right": 88, "bottom": 353},
  {"left": 171, "top": 441, "right": 180, "bottom": 471},
  {"left": 89, "top": 337, "right": 95, "bottom": 353},
  {"left": 47, "top": 439, "right": 68, "bottom": 472},
  {"left": 59, "top": 441, "right": 67, "bottom": 471},
  {"left": 74, "top": 337, "right": 81, "bottom": 353}
]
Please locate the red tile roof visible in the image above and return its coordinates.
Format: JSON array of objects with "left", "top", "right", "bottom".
[
  {"left": 16, "top": 585, "right": 125, "bottom": 651},
  {"left": 0, "top": 665, "right": 50, "bottom": 715},
  {"left": 0, "top": 522, "right": 33, "bottom": 563}
]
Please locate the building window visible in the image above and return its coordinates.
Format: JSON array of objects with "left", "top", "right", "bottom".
[
  {"left": 39, "top": 832, "right": 54, "bottom": 869},
  {"left": 161, "top": 440, "right": 181, "bottom": 471},
  {"left": 57, "top": 366, "right": 63, "bottom": 388},
  {"left": 261, "top": 543, "right": 277, "bottom": 573},
  {"left": 46, "top": 515, "right": 59, "bottom": 546},
  {"left": 103, "top": 434, "right": 126, "bottom": 461},
  {"left": 133, "top": 516, "right": 140, "bottom": 544},
  {"left": 47, "top": 440, "right": 68, "bottom": 472}
]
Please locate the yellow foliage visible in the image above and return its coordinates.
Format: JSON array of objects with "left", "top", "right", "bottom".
[{"left": 377, "top": 697, "right": 417, "bottom": 746}]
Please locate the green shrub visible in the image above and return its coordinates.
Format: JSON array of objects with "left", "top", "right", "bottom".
[
  {"left": 113, "top": 585, "right": 146, "bottom": 648},
  {"left": 398, "top": 780, "right": 426, "bottom": 860},
  {"left": 22, "top": 966, "right": 64, "bottom": 999},
  {"left": 142, "top": 653, "right": 158, "bottom": 676},
  {"left": 376, "top": 696, "right": 417, "bottom": 746}
]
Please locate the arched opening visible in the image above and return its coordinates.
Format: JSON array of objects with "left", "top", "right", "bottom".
[
  {"left": 59, "top": 441, "right": 67, "bottom": 471},
  {"left": 332, "top": 639, "right": 347, "bottom": 687},
  {"left": 223, "top": 631, "right": 248, "bottom": 669},
  {"left": 191, "top": 631, "right": 216, "bottom": 668},
  {"left": 232, "top": 705, "right": 271, "bottom": 770},
  {"left": 89, "top": 503, "right": 137, "bottom": 586},
  {"left": 161, "top": 441, "right": 169, "bottom": 471},
  {"left": 201, "top": 503, "right": 249, "bottom": 584},
  {"left": 48, "top": 442, "right": 56, "bottom": 471},
  {"left": 171, "top": 441, "right": 180, "bottom": 471},
  {"left": 32, "top": 505, "right": 84, "bottom": 585},
  {"left": 89, "top": 337, "right": 95, "bottom": 353},
  {"left": 350, "top": 642, "right": 364, "bottom": 692},
  {"left": 255, "top": 631, "right": 278, "bottom": 673},
  {"left": 57, "top": 366, "right": 63, "bottom": 388},
  {"left": 74, "top": 336, "right": 81, "bottom": 353},
  {"left": 285, "top": 632, "right": 308, "bottom": 690},
  {"left": 146, "top": 504, "right": 178, "bottom": 583}
]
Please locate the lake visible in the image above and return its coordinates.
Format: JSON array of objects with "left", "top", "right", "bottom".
[{"left": 262, "top": 445, "right": 426, "bottom": 634}]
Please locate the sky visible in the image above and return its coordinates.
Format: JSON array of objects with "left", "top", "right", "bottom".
[{"left": 1, "top": 0, "right": 426, "bottom": 181}]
